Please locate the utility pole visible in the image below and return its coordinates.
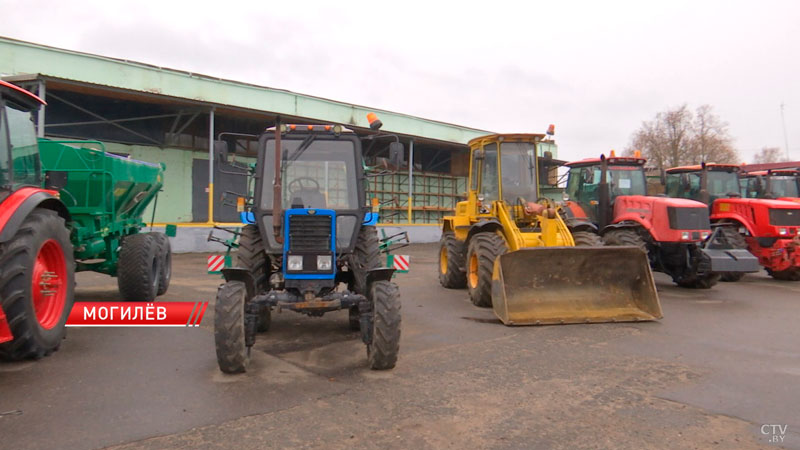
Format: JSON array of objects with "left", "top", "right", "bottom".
[{"left": 780, "top": 102, "right": 790, "bottom": 160}]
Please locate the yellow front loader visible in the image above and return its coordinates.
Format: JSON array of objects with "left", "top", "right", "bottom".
[{"left": 439, "top": 134, "right": 661, "bottom": 325}]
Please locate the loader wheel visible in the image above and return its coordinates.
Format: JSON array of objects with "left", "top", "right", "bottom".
[
  {"left": 602, "top": 228, "right": 647, "bottom": 253},
  {"left": 439, "top": 232, "right": 467, "bottom": 288},
  {"left": 351, "top": 226, "right": 381, "bottom": 295},
  {"left": 118, "top": 233, "right": 161, "bottom": 302},
  {"left": 0, "top": 209, "right": 74, "bottom": 361},
  {"left": 214, "top": 281, "right": 249, "bottom": 373},
  {"left": 718, "top": 226, "right": 747, "bottom": 282},
  {"left": 237, "top": 225, "right": 270, "bottom": 331},
  {"left": 466, "top": 232, "right": 507, "bottom": 307},
  {"left": 150, "top": 232, "right": 172, "bottom": 295},
  {"left": 367, "top": 280, "right": 401, "bottom": 370},
  {"left": 769, "top": 268, "right": 800, "bottom": 281},
  {"left": 572, "top": 230, "right": 603, "bottom": 247}
]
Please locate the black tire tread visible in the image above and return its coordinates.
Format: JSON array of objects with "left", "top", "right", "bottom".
[
  {"left": 439, "top": 231, "right": 467, "bottom": 288},
  {"left": 236, "top": 225, "right": 270, "bottom": 331},
  {"left": 467, "top": 233, "right": 507, "bottom": 308},
  {"left": 572, "top": 230, "right": 603, "bottom": 247},
  {"left": 351, "top": 226, "right": 381, "bottom": 295},
  {"left": 117, "top": 233, "right": 160, "bottom": 302},
  {"left": 0, "top": 209, "right": 74, "bottom": 360},
  {"left": 150, "top": 232, "right": 172, "bottom": 295},
  {"left": 214, "top": 281, "right": 249, "bottom": 373},
  {"left": 602, "top": 228, "right": 648, "bottom": 253},
  {"left": 368, "top": 280, "right": 401, "bottom": 370}
]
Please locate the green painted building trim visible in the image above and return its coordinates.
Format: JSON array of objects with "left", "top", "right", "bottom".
[{"left": 0, "top": 37, "right": 490, "bottom": 145}]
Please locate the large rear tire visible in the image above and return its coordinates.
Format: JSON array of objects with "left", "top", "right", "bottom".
[
  {"left": 718, "top": 226, "right": 747, "bottom": 282},
  {"left": 0, "top": 209, "right": 74, "bottom": 361},
  {"left": 237, "top": 225, "right": 270, "bottom": 332},
  {"left": 150, "top": 232, "right": 172, "bottom": 295},
  {"left": 602, "top": 228, "right": 648, "bottom": 253},
  {"left": 367, "top": 280, "right": 401, "bottom": 370},
  {"left": 118, "top": 233, "right": 161, "bottom": 302},
  {"left": 466, "top": 232, "right": 507, "bottom": 308},
  {"left": 572, "top": 230, "right": 603, "bottom": 247},
  {"left": 438, "top": 231, "right": 466, "bottom": 288},
  {"left": 214, "top": 281, "right": 249, "bottom": 374}
]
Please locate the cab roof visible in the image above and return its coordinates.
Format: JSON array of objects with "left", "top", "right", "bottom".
[
  {"left": 742, "top": 169, "right": 800, "bottom": 177},
  {"left": 467, "top": 133, "right": 546, "bottom": 148},
  {"left": 666, "top": 164, "right": 740, "bottom": 174},
  {"left": 565, "top": 156, "right": 646, "bottom": 168},
  {"left": 0, "top": 79, "right": 46, "bottom": 110}
]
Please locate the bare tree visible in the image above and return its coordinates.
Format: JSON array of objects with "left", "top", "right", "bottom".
[
  {"left": 752, "top": 147, "right": 787, "bottom": 164},
  {"left": 626, "top": 104, "right": 739, "bottom": 169}
]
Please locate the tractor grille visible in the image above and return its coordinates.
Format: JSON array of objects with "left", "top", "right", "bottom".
[
  {"left": 667, "top": 207, "right": 710, "bottom": 230},
  {"left": 288, "top": 214, "right": 332, "bottom": 252},
  {"left": 769, "top": 209, "right": 800, "bottom": 226}
]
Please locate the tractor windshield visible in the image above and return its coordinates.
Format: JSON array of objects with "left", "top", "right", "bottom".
[
  {"left": 769, "top": 176, "right": 799, "bottom": 198},
  {"left": 566, "top": 164, "right": 646, "bottom": 204},
  {"left": 706, "top": 170, "right": 740, "bottom": 202},
  {"left": 0, "top": 102, "right": 40, "bottom": 189},
  {"left": 260, "top": 136, "right": 358, "bottom": 210},
  {"left": 479, "top": 141, "right": 538, "bottom": 204}
]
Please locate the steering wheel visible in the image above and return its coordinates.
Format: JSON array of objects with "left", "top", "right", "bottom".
[{"left": 288, "top": 177, "right": 320, "bottom": 195}]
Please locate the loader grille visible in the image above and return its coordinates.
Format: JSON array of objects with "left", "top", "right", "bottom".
[
  {"left": 769, "top": 209, "right": 800, "bottom": 226},
  {"left": 288, "top": 214, "right": 332, "bottom": 252}
]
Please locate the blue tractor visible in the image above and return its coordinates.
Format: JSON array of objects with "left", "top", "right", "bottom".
[{"left": 213, "top": 118, "right": 401, "bottom": 373}]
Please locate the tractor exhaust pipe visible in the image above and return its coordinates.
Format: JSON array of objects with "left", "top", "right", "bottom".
[
  {"left": 272, "top": 117, "right": 283, "bottom": 242},
  {"left": 598, "top": 154, "right": 610, "bottom": 229}
]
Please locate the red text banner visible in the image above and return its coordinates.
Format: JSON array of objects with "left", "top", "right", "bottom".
[{"left": 66, "top": 302, "right": 208, "bottom": 327}]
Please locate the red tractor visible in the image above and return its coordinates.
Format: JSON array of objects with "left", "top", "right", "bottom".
[
  {"left": 0, "top": 80, "right": 74, "bottom": 359},
  {"left": 741, "top": 168, "right": 800, "bottom": 203},
  {"left": 665, "top": 164, "right": 800, "bottom": 281},
  {"left": 563, "top": 153, "right": 758, "bottom": 288}
]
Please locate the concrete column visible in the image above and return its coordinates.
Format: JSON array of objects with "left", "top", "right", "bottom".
[
  {"left": 407, "top": 139, "right": 414, "bottom": 224},
  {"left": 208, "top": 108, "right": 215, "bottom": 223}
]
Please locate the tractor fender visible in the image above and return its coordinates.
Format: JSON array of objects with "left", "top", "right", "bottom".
[
  {"left": 221, "top": 268, "right": 256, "bottom": 299},
  {"left": 366, "top": 267, "right": 396, "bottom": 286},
  {"left": 601, "top": 220, "right": 646, "bottom": 237},
  {"left": 566, "top": 218, "right": 597, "bottom": 234},
  {"left": 0, "top": 187, "right": 70, "bottom": 244},
  {"left": 466, "top": 220, "right": 504, "bottom": 242},
  {"left": 711, "top": 214, "right": 755, "bottom": 236}
]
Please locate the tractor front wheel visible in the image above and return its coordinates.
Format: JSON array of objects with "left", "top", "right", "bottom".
[
  {"left": 0, "top": 209, "right": 74, "bottom": 360},
  {"left": 237, "top": 225, "right": 270, "bottom": 332},
  {"left": 366, "top": 280, "right": 401, "bottom": 370},
  {"left": 769, "top": 267, "right": 800, "bottom": 281},
  {"left": 118, "top": 233, "right": 161, "bottom": 302},
  {"left": 438, "top": 231, "right": 466, "bottom": 288},
  {"left": 466, "top": 232, "right": 507, "bottom": 308},
  {"left": 214, "top": 281, "right": 249, "bottom": 373}
]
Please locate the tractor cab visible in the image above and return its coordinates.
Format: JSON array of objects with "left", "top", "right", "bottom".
[
  {"left": 665, "top": 164, "right": 742, "bottom": 205},
  {"left": 0, "top": 79, "right": 43, "bottom": 192},
  {"left": 564, "top": 153, "right": 648, "bottom": 225},
  {"left": 741, "top": 169, "right": 800, "bottom": 201}
]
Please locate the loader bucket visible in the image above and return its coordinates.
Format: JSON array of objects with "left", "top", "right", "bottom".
[{"left": 491, "top": 247, "right": 662, "bottom": 326}]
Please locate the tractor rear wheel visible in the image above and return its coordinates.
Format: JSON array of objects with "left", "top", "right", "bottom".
[
  {"left": 214, "top": 281, "right": 249, "bottom": 373},
  {"left": 237, "top": 225, "right": 270, "bottom": 332},
  {"left": 572, "top": 230, "right": 603, "bottom": 247},
  {"left": 718, "top": 226, "right": 748, "bottom": 282},
  {"left": 150, "top": 232, "right": 172, "bottom": 295},
  {"left": 118, "top": 233, "right": 161, "bottom": 302},
  {"left": 367, "top": 280, "right": 401, "bottom": 370},
  {"left": 0, "top": 209, "right": 74, "bottom": 360},
  {"left": 466, "top": 232, "right": 507, "bottom": 308},
  {"left": 439, "top": 231, "right": 466, "bottom": 288},
  {"left": 602, "top": 228, "right": 648, "bottom": 253}
]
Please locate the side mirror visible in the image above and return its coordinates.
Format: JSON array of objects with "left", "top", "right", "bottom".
[
  {"left": 215, "top": 140, "right": 230, "bottom": 165},
  {"left": 389, "top": 141, "right": 405, "bottom": 168}
]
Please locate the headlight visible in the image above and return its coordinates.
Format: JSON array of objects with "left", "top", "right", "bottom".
[
  {"left": 287, "top": 255, "right": 303, "bottom": 271},
  {"left": 317, "top": 255, "right": 332, "bottom": 271},
  {"left": 681, "top": 231, "right": 690, "bottom": 240},
  {"left": 701, "top": 231, "right": 710, "bottom": 240},
  {"left": 779, "top": 228, "right": 787, "bottom": 236}
]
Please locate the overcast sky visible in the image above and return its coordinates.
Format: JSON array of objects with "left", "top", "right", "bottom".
[{"left": 1, "top": 0, "right": 798, "bottom": 161}]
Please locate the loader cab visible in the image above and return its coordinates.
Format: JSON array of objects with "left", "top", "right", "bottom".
[
  {"left": 467, "top": 134, "right": 542, "bottom": 218},
  {"left": 564, "top": 156, "right": 647, "bottom": 224},
  {"left": 665, "top": 164, "right": 741, "bottom": 206},
  {"left": 0, "top": 80, "right": 43, "bottom": 192}
]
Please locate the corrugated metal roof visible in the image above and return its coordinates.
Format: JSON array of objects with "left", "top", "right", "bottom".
[{"left": 0, "top": 36, "right": 491, "bottom": 145}]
